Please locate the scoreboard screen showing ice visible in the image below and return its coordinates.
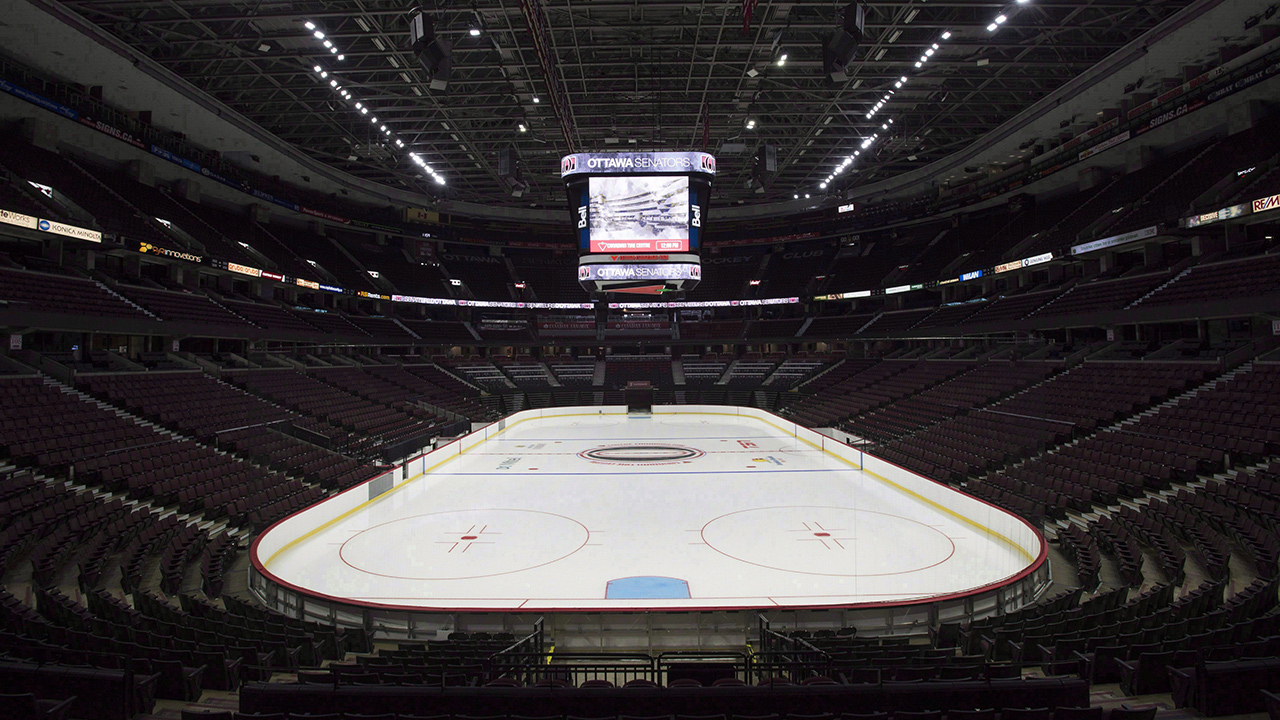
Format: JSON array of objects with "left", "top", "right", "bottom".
[{"left": 563, "top": 151, "right": 714, "bottom": 296}]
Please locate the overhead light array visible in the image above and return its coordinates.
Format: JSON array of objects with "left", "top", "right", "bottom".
[
  {"left": 814, "top": 25, "right": 953, "bottom": 192},
  {"left": 305, "top": 20, "right": 445, "bottom": 186},
  {"left": 814, "top": 1, "right": 1025, "bottom": 196},
  {"left": 818, "top": 5, "right": 1028, "bottom": 191},
  {"left": 303, "top": 21, "right": 345, "bottom": 61},
  {"left": 988, "top": 0, "right": 1029, "bottom": 33}
]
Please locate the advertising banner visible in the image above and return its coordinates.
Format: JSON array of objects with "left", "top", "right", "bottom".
[
  {"left": 1079, "top": 130, "right": 1131, "bottom": 161},
  {"left": 1135, "top": 100, "right": 1204, "bottom": 136},
  {"left": 817, "top": 290, "right": 872, "bottom": 301},
  {"left": 1071, "top": 225, "right": 1159, "bottom": 256},
  {"left": 578, "top": 263, "right": 700, "bottom": 282},
  {"left": 138, "top": 241, "right": 203, "bottom": 263},
  {"left": 0, "top": 79, "right": 77, "bottom": 120},
  {"left": 561, "top": 151, "right": 716, "bottom": 178},
  {"left": 1184, "top": 203, "right": 1249, "bottom": 228},
  {"left": 79, "top": 115, "right": 146, "bottom": 150},
  {"left": 0, "top": 208, "right": 38, "bottom": 230},
  {"left": 1253, "top": 193, "right": 1280, "bottom": 214},
  {"left": 38, "top": 219, "right": 101, "bottom": 243},
  {"left": 538, "top": 320, "right": 595, "bottom": 332},
  {"left": 150, "top": 144, "right": 203, "bottom": 174}
]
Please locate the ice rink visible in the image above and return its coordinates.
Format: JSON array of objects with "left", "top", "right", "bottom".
[{"left": 254, "top": 409, "right": 1040, "bottom": 612}]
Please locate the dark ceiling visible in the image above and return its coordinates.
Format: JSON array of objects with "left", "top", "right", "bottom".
[{"left": 59, "top": 0, "right": 1195, "bottom": 209}]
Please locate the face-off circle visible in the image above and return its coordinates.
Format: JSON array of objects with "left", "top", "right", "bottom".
[
  {"left": 579, "top": 444, "right": 705, "bottom": 464},
  {"left": 339, "top": 508, "right": 589, "bottom": 581},
  {"left": 700, "top": 506, "right": 956, "bottom": 577}
]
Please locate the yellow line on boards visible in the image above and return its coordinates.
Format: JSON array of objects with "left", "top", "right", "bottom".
[{"left": 263, "top": 410, "right": 628, "bottom": 568}]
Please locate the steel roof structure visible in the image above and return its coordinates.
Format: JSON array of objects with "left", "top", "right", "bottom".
[{"left": 58, "top": 0, "right": 1200, "bottom": 209}]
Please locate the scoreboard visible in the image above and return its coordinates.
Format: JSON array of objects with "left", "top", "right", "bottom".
[{"left": 562, "top": 151, "right": 715, "bottom": 296}]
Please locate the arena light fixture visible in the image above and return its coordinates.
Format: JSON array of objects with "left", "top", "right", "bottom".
[
  {"left": 518, "top": 123, "right": 527, "bottom": 132},
  {"left": 801, "top": 20, "right": 961, "bottom": 195},
  {"left": 305, "top": 21, "right": 316, "bottom": 30}
]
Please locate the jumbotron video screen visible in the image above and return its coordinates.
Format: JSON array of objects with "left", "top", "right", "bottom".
[
  {"left": 562, "top": 151, "right": 715, "bottom": 296},
  {"left": 588, "top": 176, "right": 690, "bottom": 253}
]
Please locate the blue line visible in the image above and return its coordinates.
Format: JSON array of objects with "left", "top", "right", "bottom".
[
  {"left": 438, "top": 468, "right": 852, "bottom": 476},
  {"left": 492, "top": 435, "right": 784, "bottom": 442}
]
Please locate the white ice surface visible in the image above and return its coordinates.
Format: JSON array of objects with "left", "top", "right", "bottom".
[{"left": 261, "top": 412, "right": 1033, "bottom": 610}]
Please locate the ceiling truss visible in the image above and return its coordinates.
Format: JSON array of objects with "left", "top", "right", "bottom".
[{"left": 56, "top": 0, "right": 1195, "bottom": 209}]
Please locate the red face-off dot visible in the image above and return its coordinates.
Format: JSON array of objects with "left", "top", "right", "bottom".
[
  {"left": 814, "top": 532, "right": 831, "bottom": 537},
  {"left": 460, "top": 535, "right": 478, "bottom": 540}
]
